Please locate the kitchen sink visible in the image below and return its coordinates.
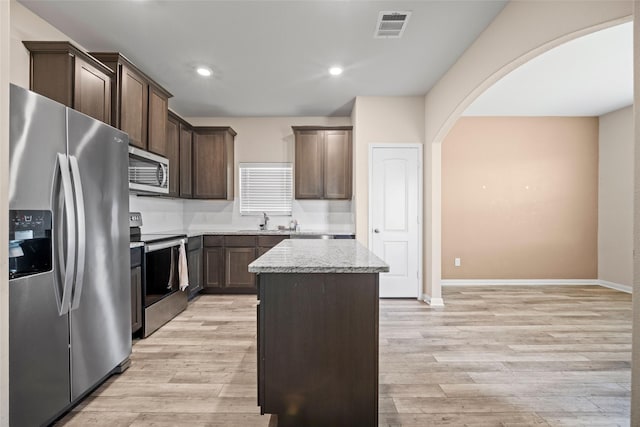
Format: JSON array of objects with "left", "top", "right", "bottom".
[{"left": 289, "top": 234, "right": 334, "bottom": 239}]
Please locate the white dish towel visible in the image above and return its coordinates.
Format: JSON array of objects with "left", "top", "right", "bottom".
[{"left": 178, "top": 241, "right": 189, "bottom": 291}]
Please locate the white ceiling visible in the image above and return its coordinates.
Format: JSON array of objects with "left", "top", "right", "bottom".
[
  {"left": 18, "top": 0, "right": 507, "bottom": 117},
  {"left": 464, "top": 21, "right": 633, "bottom": 117}
]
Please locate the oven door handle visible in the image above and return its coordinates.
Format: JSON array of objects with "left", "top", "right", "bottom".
[{"left": 145, "top": 238, "right": 186, "bottom": 253}]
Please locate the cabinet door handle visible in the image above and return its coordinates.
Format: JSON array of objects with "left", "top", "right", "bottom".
[{"left": 374, "top": 228, "right": 380, "bottom": 233}]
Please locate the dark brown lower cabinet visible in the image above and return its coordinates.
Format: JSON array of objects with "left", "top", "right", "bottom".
[
  {"left": 225, "top": 247, "right": 257, "bottom": 288},
  {"left": 204, "top": 247, "right": 224, "bottom": 289},
  {"left": 202, "top": 234, "right": 288, "bottom": 294},
  {"left": 187, "top": 236, "right": 203, "bottom": 298},
  {"left": 258, "top": 273, "right": 379, "bottom": 426},
  {"left": 130, "top": 247, "right": 143, "bottom": 335},
  {"left": 130, "top": 267, "right": 142, "bottom": 334},
  {"left": 257, "top": 235, "right": 288, "bottom": 255}
]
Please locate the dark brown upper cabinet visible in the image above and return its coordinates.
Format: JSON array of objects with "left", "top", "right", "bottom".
[
  {"left": 166, "top": 113, "right": 180, "bottom": 197},
  {"left": 24, "top": 41, "right": 113, "bottom": 124},
  {"left": 293, "top": 126, "right": 353, "bottom": 200},
  {"left": 179, "top": 123, "right": 193, "bottom": 199},
  {"left": 90, "top": 52, "right": 172, "bottom": 154},
  {"left": 148, "top": 85, "right": 168, "bottom": 156},
  {"left": 192, "top": 127, "right": 236, "bottom": 200},
  {"left": 294, "top": 129, "right": 324, "bottom": 199},
  {"left": 118, "top": 64, "right": 147, "bottom": 149}
]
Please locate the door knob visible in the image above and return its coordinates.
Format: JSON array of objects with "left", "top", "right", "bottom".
[{"left": 374, "top": 228, "right": 380, "bottom": 233}]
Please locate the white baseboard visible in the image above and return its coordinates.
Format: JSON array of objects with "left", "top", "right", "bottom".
[
  {"left": 440, "top": 279, "right": 632, "bottom": 294},
  {"left": 598, "top": 280, "right": 632, "bottom": 294},
  {"left": 441, "top": 279, "right": 599, "bottom": 286},
  {"left": 422, "top": 294, "right": 444, "bottom": 307}
]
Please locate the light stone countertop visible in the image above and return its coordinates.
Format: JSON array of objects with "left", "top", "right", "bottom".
[
  {"left": 179, "top": 229, "right": 355, "bottom": 238},
  {"left": 129, "top": 241, "right": 145, "bottom": 249},
  {"left": 248, "top": 240, "right": 389, "bottom": 274},
  {"left": 135, "top": 229, "right": 355, "bottom": 239}
]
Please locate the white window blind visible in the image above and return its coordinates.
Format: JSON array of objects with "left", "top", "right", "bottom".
[{"left": 239, "top": 163, "right": 293, "bottom": 216}]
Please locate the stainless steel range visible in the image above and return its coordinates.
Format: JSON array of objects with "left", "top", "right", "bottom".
[{"left": 129, "top": 213, "right": 188, "bottom": 337}]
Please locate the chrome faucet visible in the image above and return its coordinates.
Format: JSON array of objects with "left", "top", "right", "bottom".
[{"left": 260, "top": 212, "right": 270, "bottom": 230}]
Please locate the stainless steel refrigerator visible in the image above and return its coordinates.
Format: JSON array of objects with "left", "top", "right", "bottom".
[{"left": 8, "top": 84, "right": 131, "bottom": 426}]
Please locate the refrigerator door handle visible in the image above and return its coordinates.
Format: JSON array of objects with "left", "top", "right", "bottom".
[
  {"left": 56, "top": 153, "right": 76, "bottom": 316},
  {"left": 69, "top": 155, "right": 86, "bottom": 311}
]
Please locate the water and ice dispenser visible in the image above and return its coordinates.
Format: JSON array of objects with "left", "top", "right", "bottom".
[{"left": 9, "top": 210, "right": 52, "bottom": 280}]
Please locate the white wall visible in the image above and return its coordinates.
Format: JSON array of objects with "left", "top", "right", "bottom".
[
  {"left": 599, "top": 105, "right": 634, "bottom": 288},
  {"left": 632, "top": 4, "right": 640, "bottom": 423},
  {"left": 9, "top": 0, "right": 86, "bottom": 88},
  {"left": 422, "top": 0, "right": 632, "bottom": 303},
  {"left": 350, "top": 96, "right": 425, "bottom": 245},
  {"left": 183, "top": 116, "right": 353, "bottom": 232}
]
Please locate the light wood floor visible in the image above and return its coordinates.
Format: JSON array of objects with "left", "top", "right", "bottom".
[{"left": 56, "top": 286, "right": 632, "bottom": 426}]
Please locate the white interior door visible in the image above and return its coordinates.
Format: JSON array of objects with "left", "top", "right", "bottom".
[{"left": 370, "top": 146, "right": 421, "bottom": 298}]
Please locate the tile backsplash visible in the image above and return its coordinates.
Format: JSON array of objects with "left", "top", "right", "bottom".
[
  {"left": 129, "top": 195, "right": 185, "bottom": 233},
  {"left": 129, "top": 195, "right": 354, "bottom": 233}
]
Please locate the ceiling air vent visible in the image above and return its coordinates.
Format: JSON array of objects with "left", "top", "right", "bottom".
[{"left": 374, "top": 11, "right": 412, "bottom": 39}]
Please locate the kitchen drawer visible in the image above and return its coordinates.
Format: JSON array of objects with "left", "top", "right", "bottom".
[
  {"left": 188, "top": 235, "right": 202, "bottom": 250},
  {"left": 257, "top": 235, "right": 289, "bottom": 248},
  {"left": 203, "top": 235, "right": 224, "bottom": 247},
  {"left": 225, "top": 235, "right": 257, "bottom": 247}
]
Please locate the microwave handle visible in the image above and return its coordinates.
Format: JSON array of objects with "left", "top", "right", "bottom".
[{"left": 158, "top": 163, "right": 168, "bottom": 188}]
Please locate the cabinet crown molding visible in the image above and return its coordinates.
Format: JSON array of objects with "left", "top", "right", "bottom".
[
  {"left": 193, "top": 126, "right": 237, "bottom": 137},
  {"left": 89, "top": 51, "right": 173, "bottom": 98},
  {"left": 23, "top": 40, "right": 114, "bottom": 76},
  {"left": 292, "top": 126, "right": 353, "bottom": 131}
]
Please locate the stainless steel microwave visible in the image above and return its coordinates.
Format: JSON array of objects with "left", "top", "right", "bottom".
[{"left": 128, "top": 146, "right": 169, "bottom": 194}]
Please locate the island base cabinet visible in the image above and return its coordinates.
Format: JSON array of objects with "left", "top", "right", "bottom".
[{"left": 257, "top": 273, "right": 379, "bottom": 426}]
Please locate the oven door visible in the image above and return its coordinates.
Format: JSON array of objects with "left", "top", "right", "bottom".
[{"left": 144, "top": 239, "right": 184, "bottom": 307}]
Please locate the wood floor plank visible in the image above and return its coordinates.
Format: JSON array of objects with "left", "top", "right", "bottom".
[
  {"left": 54, "top": 285, "right": 631, "bottom": 426},
  {"left": 129, "top": 413, "right": 270, "bottom": 427},
  {"left": 537, "top": 411, "right": 629, "bottom": 426}
]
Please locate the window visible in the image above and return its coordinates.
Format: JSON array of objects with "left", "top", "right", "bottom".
[{"left": 239, "top": 163, "right": 293, "bottom": 216}]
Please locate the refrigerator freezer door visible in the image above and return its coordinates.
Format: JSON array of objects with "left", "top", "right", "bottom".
[
  {"left": 9, "top": 84, "right": 72, "bottom": 426},
  {"left": 66, "top": 108, "right": 131, "bottom": 400}
]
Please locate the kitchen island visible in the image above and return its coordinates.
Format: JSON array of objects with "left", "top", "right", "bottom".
[{"left": 249, "top": 240, "right": 389, "bottom": 426}]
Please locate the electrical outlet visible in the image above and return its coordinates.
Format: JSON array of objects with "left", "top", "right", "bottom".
[{"left": 454, "top": 257, "right": 461, "bottom": 267}]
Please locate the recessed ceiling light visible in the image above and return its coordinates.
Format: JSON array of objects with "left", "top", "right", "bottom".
[
  {"left": 196, "top": 66, "right": 213, "bottom": 77},
  {"left": 329, "top": 66, "right": 343, "bottom": 76}
]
